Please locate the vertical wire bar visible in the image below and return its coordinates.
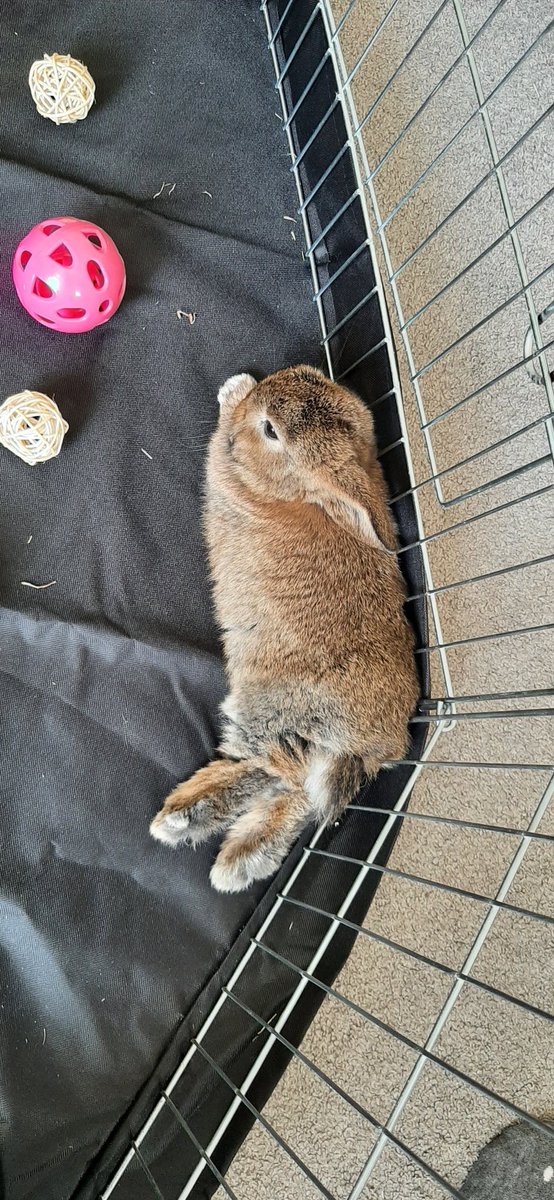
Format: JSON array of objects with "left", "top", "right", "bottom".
[
  {"left": 392, "top": 102, "right": 554, "bottom": 279},
  {"left": 298, "top": 142, "right": 350, "bottom": 213},
  {"left": 263, "top": 1, "right": 332, "bottom": 377},
  {"left": 451, "top": 0, "right": 554, "bottom": 467},
  {"left": 274, "top": 893, "right": 554, "bottom": 1019},
  {"left": 335, "top": 336, "right": 390, "bottom": 376},
  {"left": 345, "top": 771, "right": 554, "bottom": 1199},
  {"left": 312, "top": 238, "right": 369, "bottom": 299},
  {"left": 354, "top": 0, "right": 452, "bottom": 135},
  {"left": 404, "top": 552, "right": 554, "bottom": 605},
  {"left": 369, "top": 0, "right": 509, "bottom": 178},
  {"left": 319, "top": 0, "right": 456, "bottom": 704},
  {"left": 306, "top": 845, "right": 554, "bottom": 921},
  {"left": 291, "top": 95, "right": 340, "bottom": 170},
  {"left": 162, "top": 1093, "right": 241, "bottom": 1200},
  {"left": 131, "top": 1142, "right": 166, "bottom": 1200},
  {"left": 283, "top": 51, "right": 331, "bottom": 131},
  {"left": 388, "top": 412, "right": 553, "bottom": 507},
  {"left": 377, "top": 20, "right": 554, "bottom": 233},
  {"left": 346, "top": 803, "right": 554, "bottom": 842},
  {"left": 322, "top": 295, "right": 381, "bottom": 344},
  {"left": 402, "top": 207, "right": 553, "bottom": 339},
  {"left": 275, "top": 4, "right": 321, "bottom": 87},
  {"left": 409, "top": 709, "right": 553, "bottom": 723},
  {"left": 396, "top": 482, "right": 553, "bottom": 559},
  {"left": 304, "top": 190, "right": 360, "bottom": 258},
  {"left": 191, "top": 1040, "right": 336, "bottom": 1200},
  {"left": 343, "top": 0, "right": 403, "bottom": 91},
  {"left": 267, "top": 0, "right": 296, "bottom": 48},
  {"left": 383, "top": 760, "right": 553, "bottom": 770},
  {"left": 172, "top": 725, "right": 444, "bottom": 1200},
  {"left": 422, "top": 333, "right": 554, "bottom": 430},
  {"left": 416, "top": 621, "right": 554, "bottom": 653}
]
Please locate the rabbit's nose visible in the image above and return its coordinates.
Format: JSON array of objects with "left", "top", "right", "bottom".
[{"left": 217, "top": 373, "right": 256, "bottom": 409}]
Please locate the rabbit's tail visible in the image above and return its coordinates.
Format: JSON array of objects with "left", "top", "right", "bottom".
[
  {"left": 205, "top": 744, "right": 376, "bottom": 892},
  {"left": 303, "top": 750, "right": 368, "bottom": 825}
]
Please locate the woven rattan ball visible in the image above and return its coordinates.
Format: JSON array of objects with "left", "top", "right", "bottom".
[
  {"left": 0, "top": 391, "right": 69, "bottom": 465},
  {"left": 29, "top": 53, "right": 95, "bottom": 125}
]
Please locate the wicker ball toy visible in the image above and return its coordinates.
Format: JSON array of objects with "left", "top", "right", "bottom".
[
  {"left": 0, "top": 391, "right": 68, "bottom": 465},
  {"left": 29, "top": 53, "right": 95, "bottom": 125}
]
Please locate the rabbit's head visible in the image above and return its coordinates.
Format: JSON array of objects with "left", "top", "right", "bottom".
[{"left": 211, "top": 366, "right": 395, "bottom": 552}]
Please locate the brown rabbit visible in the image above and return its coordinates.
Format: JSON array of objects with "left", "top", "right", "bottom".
[{"left": 150, "top": 366, "right": 418, "bottom": 891}]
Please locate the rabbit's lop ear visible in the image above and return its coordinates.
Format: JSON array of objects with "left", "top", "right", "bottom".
[
  {"left": 218, "top": 374, "right": 256, "bottom": 409},
  {"left": 315, "top": 464, "right": 395, "bottom": 553}
]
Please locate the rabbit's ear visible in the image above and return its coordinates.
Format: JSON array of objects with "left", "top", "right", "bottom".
[
  {"left": 314, "top": 464, "right": 396, "bottom": 553},
  {"left": 218, "top": 374, "right": 256, "bottom": 409}
]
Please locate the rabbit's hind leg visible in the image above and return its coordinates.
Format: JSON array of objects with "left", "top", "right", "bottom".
[
  {"left": 210, "top": 787, "right": 310, "bottom": 893},
  {"left": 150, "top": 758, "right": 271, "bottom": 848}
]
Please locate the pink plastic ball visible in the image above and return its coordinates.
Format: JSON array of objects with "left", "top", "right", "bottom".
[{"left": 12, "top": 217, "right": 126, "bottom": 333}]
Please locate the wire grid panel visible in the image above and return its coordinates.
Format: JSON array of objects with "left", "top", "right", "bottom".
[{"left": 101, "top": 2, "right": 553, "bottom": 1199}]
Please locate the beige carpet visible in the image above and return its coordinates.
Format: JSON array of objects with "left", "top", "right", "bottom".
[{"left": 214, "top": 1, "right": 553, "bottom": 1197}]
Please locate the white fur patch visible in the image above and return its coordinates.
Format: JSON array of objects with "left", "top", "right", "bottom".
[
  {"left": 220, "top": 694, "right": 240, "bottom": 723},
  {"left": 217, "top": 373, "right": 256, "bottom": 409},
  {"left": 304, "top": 753, "right": 331, "bottom": 816},
  {"left": 150, "top": 810, "right": 190, "bottom": 847},
  {"left": 210, "top": 845, "right": 282, "bottom": 893}
]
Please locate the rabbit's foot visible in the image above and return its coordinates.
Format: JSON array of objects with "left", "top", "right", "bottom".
[
  {"left": 210, "top": 789, "right": 309, "bottom": 892},
  {"left": 150, "top": 796, "right": 220, "bottom": 848},
  {"left": 210, "top": 842, "right": 283, "bottom": 892},
  {"left": 150, "top": 758, "right": 272, "bottom": 848}
]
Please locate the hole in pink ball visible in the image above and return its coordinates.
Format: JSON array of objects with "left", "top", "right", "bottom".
[
  {"left": 85, "top": 232, "right": 103, "bottom": 248},
  {"left": 35, "top": 313, "right": 55, "bottom": 324},
  {"left": 50, "top": 243, "right": 73, "bottom": 268},
  {"left": 20, "top": 250, "right": 32, "bottom": 270},
  {"left": 33, "top": 277, "right": 53, "bottom": 298},
  {"left": 98, "top": 299, "right": 111, "bottom": 313},
  {"left": 87, "top": 260, "right": 105, "bottom": 289},
  {"left": 42, "top": 224, "right": 61, "bottom": 236},
  {"left": 57, "top": 307, "right": 86, "bottom": 319}
]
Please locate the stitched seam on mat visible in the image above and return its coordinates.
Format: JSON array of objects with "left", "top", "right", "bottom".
[{"left": 0, "top": 152, "right": 303, "bottom": 262}]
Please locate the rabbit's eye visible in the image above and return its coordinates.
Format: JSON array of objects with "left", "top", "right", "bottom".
[{"left": 263, "top": 419, "right": 279, "bottom": 441}]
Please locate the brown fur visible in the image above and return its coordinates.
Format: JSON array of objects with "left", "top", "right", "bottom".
[{"left": 151, "top": 366, "right": 419, "bottom": 891}]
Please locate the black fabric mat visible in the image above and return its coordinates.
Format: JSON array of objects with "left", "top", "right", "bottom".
[{"left": 0, "top": 4, "right": 320, "bottom": 1197}]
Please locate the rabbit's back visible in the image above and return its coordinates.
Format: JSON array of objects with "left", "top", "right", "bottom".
[{"left": 205, "top": 489, "right": 417, "bottom": 760}]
